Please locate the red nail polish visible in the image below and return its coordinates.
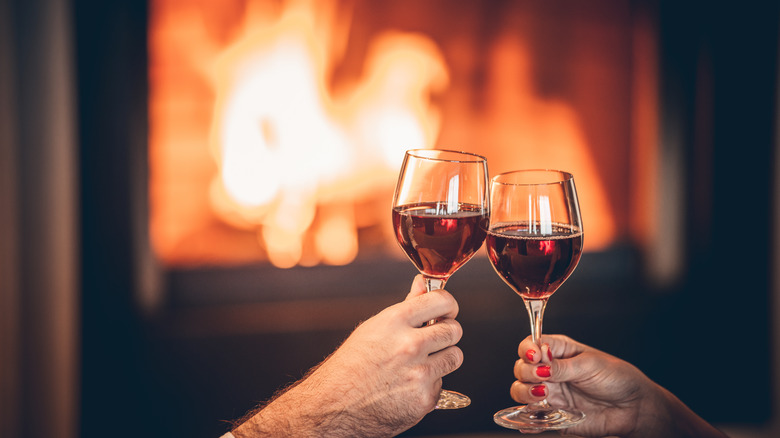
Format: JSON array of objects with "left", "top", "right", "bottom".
[
  {"left": 536, "top": 365, "right": 551, "bottom": 378},
  {"left": 547, "top": 349, "right": 553, "bottom": 361},
  {"left": 525, "top": 349, "right": 536, "bottom": 362},
  {"left": 531, "top": 385, "right": 546, "bottom": 397}
]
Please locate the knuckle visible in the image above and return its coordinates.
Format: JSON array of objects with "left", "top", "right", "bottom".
[
  {"left": 557, "top": 333, "right": 578, "bottom": 348},
  {"left": 442, "top": 290, "right": 459, "bottom": 315},
  {"left": 396, "top": 333, "right": 423, "bottom": 358},
  {"left": 383, "top": 302, "right": 407, "bottom": 322},
  {"left": 408, "top": 364, "right": 429, "bottom": 385},
  {"left": 396, "top": 296, "right": 427, "bottom": 323},
  {"left": 420, "top": 387, "right": 439, "bottom": 410},
  {"left": 513, "top": 359, "right": 523, "bottom": 379},
  {"left": 447, "top": 292, "right": 459, "bottom": 314},
  {"left": 451, "top": 347, "right": 464, "bottom": 368},
  {"left": 551, "top": 360, "right": 566, "bottom": 380},
  {"left": 510, "top": 380, "right": 525, "bottom": 403},
  {"left": 436, "top": 319, "right": 462, "bottom": 345},
  {"left": 440, "top": 346, "right": 464, "bottom": 374},
  {"left": 450, "top": 319, "right": 463, "bottom": 341},
  {"left": 429, "top": 289, "right": 457, "bottom": 313}
]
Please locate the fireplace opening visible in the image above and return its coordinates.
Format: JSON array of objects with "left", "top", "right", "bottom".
[{"left": 148, "top": 0, "right": 655, "bottom": 273}]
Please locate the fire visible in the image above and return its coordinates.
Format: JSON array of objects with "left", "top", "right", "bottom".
[
  {"left": 209, "top": 6, "right": 447, "bottom": 267},
  {"left": 149, "top": 0, "right": 630, "bottom": 269},
  {"left": 150, "top": 0, "right": 447, "bottom": 268}
]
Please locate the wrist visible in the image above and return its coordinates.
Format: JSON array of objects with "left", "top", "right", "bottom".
[
  {"left": 234, "top": 387, "right": 331, "bottom": 438},
  {"left": 630, "top": 383, "right": 726, "bottom": 438},
  {"left": 232, "top": 371, "right": 359, "bottom": 438},
  {"left": 231, "top": 400, "right": 298, "bottom": 438}
]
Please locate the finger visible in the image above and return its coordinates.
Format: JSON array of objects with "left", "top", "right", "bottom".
[
  {"left": 539, "top": 334, "right": 588, "bottom": 360},
  {"left": 420, "top": 317, "right": 463, "bottom": 354},
  {"left": 540, "top": 343, "right": 553, "bottom": 365},
  {"left": 517, "top": 336, "right": 541, "bottom": 363},
  {"left": 406, "top": 288, "right": 459, "bottom": 327},
  {"left": 405, "top": 274, "right": 427, "bottom": 301},
  {"left": 548, "top": 351, "right": 604, "bottom": 384},
  {"left": 427, "top": 345, "right": 464, "bottom": 378},
  {"left": 518, "top": 334, "right": 588, "bottom": 364},
  {"left": 513, "top": 359, "right": 552, "bottom": 383},
  {"left": 510, "top": 380, "right": 547, "bottom": 404}
]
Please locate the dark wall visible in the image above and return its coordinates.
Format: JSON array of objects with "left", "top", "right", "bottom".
[
  {"left": 74, "top": 0, "right": 152, "bottom": 436},
  {"left": 652, "top": 0, "right": 778, "bottom": 423}
]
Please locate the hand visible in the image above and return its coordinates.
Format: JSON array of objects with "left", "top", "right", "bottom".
[
  {"left": 512, "top": 334, "right": 727, "bottom": 438},
  {"left": 232, "top": 275, "right": 464, "bottom": 438}
]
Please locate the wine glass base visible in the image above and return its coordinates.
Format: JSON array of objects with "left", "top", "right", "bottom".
[
  {"left": 435, "top": 389, "right": 471, "bottom": 409},
  {"left": 493, "top": 405, "right": 585, "bottom": 431}
]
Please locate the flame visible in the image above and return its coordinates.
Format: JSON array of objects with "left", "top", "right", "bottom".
[
  {"left": 200, "top": 1, "right": 446, "bottom": 267},
  {"left": 149, "top": 0, "right": 631, "bottom": 268}
]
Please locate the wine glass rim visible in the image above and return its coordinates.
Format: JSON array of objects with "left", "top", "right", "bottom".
[
  {"left": 406, "top": 148, "right": 487, "bottom": 163},
  {"left": 491, "top": 169, "right": 574, "bottom": 186}
]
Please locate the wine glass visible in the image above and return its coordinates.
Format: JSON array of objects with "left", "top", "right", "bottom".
[
  {"left": 391, "top": 149, "right": 489, "bottom": 409},
  {"left": 486, "top": 169, "right": 585, "bottom": 431}
]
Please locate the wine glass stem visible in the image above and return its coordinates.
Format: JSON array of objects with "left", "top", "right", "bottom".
[
  {"left": 524, "top": 298, "right": 547, "bottom": 346},
  {"left": 424, "top": 277, "right": 447, "bottom": 325},
  {"left": 524, "top": 298, "right": 552, "bottom": 412}
]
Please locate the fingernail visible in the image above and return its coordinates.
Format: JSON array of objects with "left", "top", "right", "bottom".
[
  {"left": 525, "top": 349, "right": 536, "bottom": 362},
  {"left": 547, "top": 348, "right": 553, "bottom": 361},
  {"left": 536, "top": 365, "right": 551, "bottom": 378},
  {"left": 531, "top": 385, "right": 546, "bottom": 397}
]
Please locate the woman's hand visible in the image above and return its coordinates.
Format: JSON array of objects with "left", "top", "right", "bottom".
[{"left": 512, "top": 334, "right": 727, "bottom": 438}]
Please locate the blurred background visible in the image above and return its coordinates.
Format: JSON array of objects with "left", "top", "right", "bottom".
[{"left": 1, "top": 0, "right": 778, "bottom": 437}]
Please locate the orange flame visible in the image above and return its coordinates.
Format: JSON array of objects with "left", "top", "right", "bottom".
[
  {"left": 149, "top": 1, "right": 631, "bottom": 268},
  {"left": 199, "top": 0, "right": 446, "bottom": 267},
  {"left": 150, "top": 1, "right": 448, "bottom": 267}
]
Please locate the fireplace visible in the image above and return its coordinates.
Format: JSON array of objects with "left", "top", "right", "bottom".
[
  {"left": 138, "top": 1, "right": 673, "bottom": 434},
  {"left": 147, "top": 0, "right": 655, "bottom": 272},
  {"left": 142, "top": 0, "right": 669, "bottom": 340},
  {"left": 71, "top": 1, "right": 777, "bottom": 437},
  {"left": 138, "top": 2, "right": 671, "bottom": 434}
]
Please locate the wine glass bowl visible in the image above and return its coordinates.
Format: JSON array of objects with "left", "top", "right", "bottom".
[
  {"left": 486, "top": 169, "right": 585, "bottom": 431},
  {"left": 392, "top": 203, "right": 488, "bottom": 280},
  {"left": 392, "top": 149, "right": 489, "bottom": 409}
]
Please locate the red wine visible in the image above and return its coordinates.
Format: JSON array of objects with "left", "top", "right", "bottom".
[
  {"left": 486, "top": 222, "right": 583, "bottom": 299},
  {"left": 393, "top": 202, "right": 488, "bottom": 278}
]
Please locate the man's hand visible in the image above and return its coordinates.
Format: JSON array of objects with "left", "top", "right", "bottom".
[{"left": 232, "top": 275, "right": 463, "bottom": 437}]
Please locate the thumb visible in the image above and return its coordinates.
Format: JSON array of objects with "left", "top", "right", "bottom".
[
  {"left": 405, "top": 274, "right": 427, "bottom": 301},
  {"left": 550, "top": 351, "right": 600, "bottom": 384}
]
